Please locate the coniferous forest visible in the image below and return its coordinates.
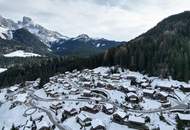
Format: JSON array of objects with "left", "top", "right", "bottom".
[{"left": 0, "top": 55, "right": 103, "bottom": 88}]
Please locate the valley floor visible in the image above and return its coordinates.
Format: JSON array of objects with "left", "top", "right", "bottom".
[{"left": 0, "top": 67, "right": 190, "bottom": 130}]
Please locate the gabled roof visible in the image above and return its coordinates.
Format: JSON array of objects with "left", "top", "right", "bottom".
[
  {"left": 83, "top": 89, "right": 91, "bottom": 94},
  {"left": 104, "top": 103, "right": 114, "bottom": 110},
  {"left": 128, "top": 116, "right": 145, "bottom": 124},
  {"left": 159, "top": 91, "right": 168, "bottom": 97},
  {"left": 77, "top": 113, "right": 91, "bottom": 121},
  {"left": 127, "top": 92, "right": 138, "bottom": 97},
  {"left": 91, "top": 119, "right": 106, "bottom": 128},
  {"left": 143, "top": 89, "right": 155, "bottom": 94},
  {"left": 114, "top": 110, "right": 127, "bottom": 119},
  {"left": 177, "top": 113, "right": 190, "bottom": 121},
  {"left": 9, "top": 86, "right": 19, "bottom": 91}
]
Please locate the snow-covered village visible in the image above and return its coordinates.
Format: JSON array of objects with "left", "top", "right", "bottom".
[{"left": 0, "top": 66, "right": 190, "bottom": 130}]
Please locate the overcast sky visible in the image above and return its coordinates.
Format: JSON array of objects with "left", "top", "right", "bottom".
[{"left": 0, "top": 0, "right": 189, "bottom": 41}]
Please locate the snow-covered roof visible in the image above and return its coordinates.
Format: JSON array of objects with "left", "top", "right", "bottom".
[
  {"left": 127, "top": 87, "right": 136, "bottom": 91},
  {"left": 182, "top": 84, "right": 190, "bottom": 88},
  {"left": 70, "top": 88, "right": 78, "bottom": 92},
  {"left": 141, "top": 82, "right": 149, "bottom": 87},
  {"left": 128, "top": 116, "right": 145, "bottom": 124},
  {"left": 104, "top": 103, "right": 114, "bottom": 109},
  {"left": 83, "top": 81, "right": 91, "bottom": 85},
  {"left": 143, "top": 89, "right": 155, "bottom": 94},
  {"left": 122, "top": 81, "right": 131, "bottom": 88},
  {"left": 127, "top": 92, "right": 137, "bottom": 97},
  {"left": 52, "top": 101, "right": 61, "bottom": 106},
  {"left": 77, "top": 113, "right": 90, "bottom": 121},
  {"left": 83, "top": 89, "right": 91, "bottom": 94},
  {"left": 136, "top": 78, "right": 147, "bottom": 83},
  {"left": 177, "top": 113, "right": 190, "bottom": 121},
  {"left": 112, "top": 74, "right": 120, "bottom": 77},
  {"left": 64, "top": 107, "right": 75, "bottom": 112},
  {"left": 159, "top": 91, "right": 168, "bottom": 97},
  {"left": 91, "top": 119, "right": 105, "bottom": 128},
  {"left": 114, "top": 110, "right": 127, "bottom": 119},
  {"left": 64, "top": 83, "right": 70, "bottom": 87},
  {"left": 85, "top": 104, "right": 95, "bottom": 109},
  {"left": 9, "top": 86, "right": 19, "bottom": 91},
  {"left": 162, "top": 101, "right": 171, "bottom": 105},
  {"left": 156, "top": 81, "right": 172, "bottom": 88},
  {"left": 15, "top": 93, "right": 27, "bottom": 102},
  {"left": 102, "top": 73, "right": 109, "bottom": 77}
]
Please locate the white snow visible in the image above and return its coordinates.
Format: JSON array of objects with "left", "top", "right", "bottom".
[
  {"left": 127, "top": 92, "right": 137, "bottom": 97},
  {"left": 140, "top": 98, "right": 161, "bottom": 110},
  {"left": 143, "top": 89, "right": 155, "bottom": 94},
  {"left": 104, "top": 103, "right": 114, "bottom": 109},
  {"left": 0, "top": 102, "right": 28, "bottom": 129},
  {"left": 128, "top": 115, "right": 145, "bottom": 124},
  {"left": 177, "top": 113, "right": 190, "bottom": 121},
  {"left": 1, "top": 66, "right": 190, "bottom": 130},
  {"left": 0, "top": 68, "right": 7, "bottom": 73},
  {"left": 114, "top": 110, "right": 127, "bottom": 119},
  {"left": 8, "top": 86, "right": 19, "bottom": 91},
  {"left": 91, "top": 119, "right": 105, "bottom": 128},
  {"left": 15, "top": 93, "right": 27, "bottom": 103},
  {"left": 4, "top": 50, "right": 41, "bottom": 57},
  {"left": 77, "top": 113, "right": 90, "bottom": 121},
  {"left": 0, "top": 26, "right": 8, "bottom": 39},
  {"left": 93, "top": 67, "right": 110, "bottom": 75},
  {"left": 96, "top": 43, "right": 100, "bottom": 47}
]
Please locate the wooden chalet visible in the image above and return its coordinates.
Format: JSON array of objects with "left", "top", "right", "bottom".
[
  {"left": 90, "top": 119, "right": 106, "bottom": 130},
  {"left": 81, "top": 104, "right": 101, "bottom": 114},
  {"left": 112, "top": 111, "right": 128, "bottom": 124},
  {"left": 63, "top": 107, "right": 78, "bottom": 117},
  {"left": 102, "top": 103, "right": 115, "bottom": 115},
  {"left": 82, "top": 90, "right": 93, "bottom": 97},
  {"left": 143, "top": 89, "right": 156, "bottom": 98},
  {"left": 76, "top": 113, "right": 92, "bottom": 127},
  {"left": 126, "top": 92, "right": 139, "bottom": 103}
]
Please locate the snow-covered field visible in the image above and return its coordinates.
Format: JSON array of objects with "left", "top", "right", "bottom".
[
  {"left": 0, "top": 66, "right": 190, "bottom": 130},
  {"left": 3, "top": 50, "right": 41, "bottom": 57}
]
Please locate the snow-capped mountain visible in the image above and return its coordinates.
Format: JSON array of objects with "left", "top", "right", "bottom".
[
  {"left": 17, "top": 17, "right": 69, "bottom": 46},
  {"left": 0, "top": 26, "right": 8, "bottom": 39},
  {"left": 0, "top": 15, "right": 18, "bottom": 29},
  {"left": 71, "top": 34, "right": 91, "bottom": 41},
  {"left": 51, "top": 34, "right": 122, "bottom": 56},
  {"left": 0, "top": 15, "right": 122, "bottom": 57},
  {"left": 0, "top": 15, "right": 68, "bottom": 46}
]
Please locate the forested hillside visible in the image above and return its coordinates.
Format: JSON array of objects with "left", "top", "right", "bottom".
[
  {"left": 0, "top": 55, "right": 103, "bottom": 88},
  {"left": 103, "top": 11, "right": 190, "bottom": 81}
]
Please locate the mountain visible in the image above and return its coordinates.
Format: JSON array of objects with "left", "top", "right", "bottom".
[
  {"left": 0, "top": 15, "right": 68, "bottom": 46},
  {"left": 103, "top": 11, "right": 190, "bottom": 81},
  {"left": 12, "top": 28, "right": 50, "bottom": 55},
  {"left": 0, "top": 15, "right": 122, "bottom": 57},
  {"left": 17, "top": 16, "right": 69, "bottom": 46},
  {"left": 0, "top": 28, "right": 51, "bottom": 56},
  {"left": 51, "top": 34, "right": 122, "bottom": 56}
]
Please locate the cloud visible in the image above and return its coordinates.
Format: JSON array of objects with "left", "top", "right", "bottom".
[{"left": 0, "top": 0, "right": 189, "bottom": 41}]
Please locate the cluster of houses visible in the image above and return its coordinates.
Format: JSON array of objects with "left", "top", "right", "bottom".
[
  {"left": 28, "top": 67, "right": 190, "bottom": 130},
  {"left": 112, "top": 110, "right": 149, "bottom": 129}
]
